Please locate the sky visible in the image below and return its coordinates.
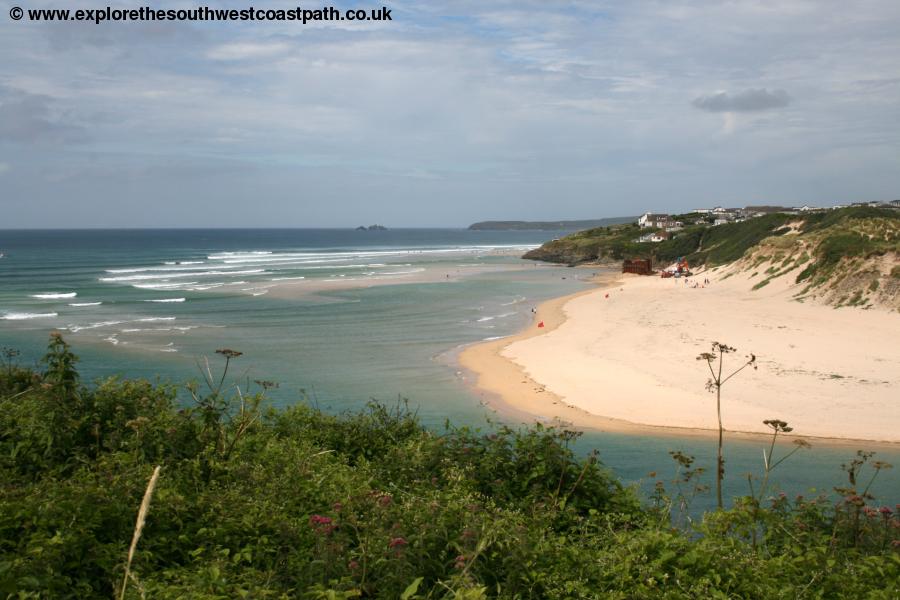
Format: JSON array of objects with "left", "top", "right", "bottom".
[{"left": 1, "top": 0, "right": 899, "bottom": 228}]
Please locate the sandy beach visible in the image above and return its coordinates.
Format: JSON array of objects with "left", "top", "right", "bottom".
[{"left": 460, "top": 266, "right": 900, "bottom": 444}]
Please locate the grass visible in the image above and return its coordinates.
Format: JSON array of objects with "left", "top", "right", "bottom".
[{"left": 794, "top": 220, "right": 898, "bottom": 292}]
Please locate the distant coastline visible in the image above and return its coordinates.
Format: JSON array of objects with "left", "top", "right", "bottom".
[{"left": 467, "top": 216, "right": 637, "bottom": 231}]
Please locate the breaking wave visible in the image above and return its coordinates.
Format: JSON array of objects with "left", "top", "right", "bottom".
[
  {"left": 476, "top": 312, "right": 516, "bottom": 323},
  {"left": 30, "top": 292, "right": 77, "bottom": 299},
  {"left": 3, "top": 312, "right": 58, "bottom": 320},
  {"left": 100, "top": 269, "right": 265, "bottom": 282}
]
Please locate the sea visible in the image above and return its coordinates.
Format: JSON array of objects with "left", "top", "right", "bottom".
[{"left": 1, "top": 229, "right": 897, "bottom": 510}]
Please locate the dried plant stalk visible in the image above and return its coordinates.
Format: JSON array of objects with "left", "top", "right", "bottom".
[{"left": 119, "top": 465, "right": 161, "bottom": 600}]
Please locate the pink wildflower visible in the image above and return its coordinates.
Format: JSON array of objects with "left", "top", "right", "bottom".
[{"left": 309, "top": 514, "right": 336, "bottom": 535}]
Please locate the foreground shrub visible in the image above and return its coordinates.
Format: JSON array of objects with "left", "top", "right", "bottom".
[{"left": 0, "top": 337, "right": 897, "bottom": 598}]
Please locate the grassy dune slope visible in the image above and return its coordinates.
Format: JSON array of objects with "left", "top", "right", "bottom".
[
  {"left": 524, "top": 207, "right": 900, "bottom": 309},
  {"left": 730, "top": 213, "right": 900, "bottom": 310}
]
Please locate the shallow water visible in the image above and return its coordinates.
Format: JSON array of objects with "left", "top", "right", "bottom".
[{"left": 1, "top": 229, "right": 897, "bottom": 508}]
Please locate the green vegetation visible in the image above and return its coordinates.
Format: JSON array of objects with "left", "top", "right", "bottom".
[
  {"left": 794, "top": 218, "right": 899, "bottom": 285},
  {"left": 524, "top": 207, "right": 899, "bottom": 270},
  {"left": 797, "top": 233, "right": 878, "bottom": 282},
  {"left": 522, "top": 213, "right": 796, "bottom": 266},
  {"left": 1, "top": 337, "right": 898, "bottom": 599},
  {"left": 520, "top": 222, "right": 645, "bottom": 263},
  {"left": 797, "top": 206, "right": 894, "bottom": 233}
]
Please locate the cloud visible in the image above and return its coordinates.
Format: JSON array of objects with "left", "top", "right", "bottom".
[
  {"left": 692, "top": 89, "right": 791, "bottom": 113},
  {"left": 206, "top": 42, "right": 292, "bottom": 61},
  {"left": 0, "top": 87, "right": 88, "bottom": 144},
  {"left": 0, "top": 162, "right": 9, "bottom": 175},
  {"left": 1, "top": 0, "right": 899, "bottom": 226}
]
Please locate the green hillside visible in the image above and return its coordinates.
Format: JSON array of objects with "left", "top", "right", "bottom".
[{"left": 523, "top": 207, "right": 898, "bottom": 268}]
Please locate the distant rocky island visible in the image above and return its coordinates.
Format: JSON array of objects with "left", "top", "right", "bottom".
[
  {"left": 467, "top": 216, "right": 636, "bottom": 231},
  {"left": 356, "top": 225, "right": 388, "bottom": 231}
]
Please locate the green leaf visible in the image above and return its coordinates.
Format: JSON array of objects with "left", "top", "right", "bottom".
[{"left": 400, "top": 577, "right": 423, "bottom": 600}]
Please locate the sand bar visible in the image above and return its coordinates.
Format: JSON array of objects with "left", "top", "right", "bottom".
[
  {"left": 244, "top": 250, "right": 539, "bottom": 300},
  {"left": 460, "top": 267, "right": 900, "bottom": 445}
]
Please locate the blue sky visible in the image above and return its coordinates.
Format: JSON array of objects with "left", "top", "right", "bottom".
[{"left": 1, "top": 0, "right": 899, "bottom": 227}]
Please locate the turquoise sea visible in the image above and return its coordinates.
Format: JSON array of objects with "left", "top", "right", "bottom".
[{"left": 1, "top": 229, "right": 897, "bottom": 510}]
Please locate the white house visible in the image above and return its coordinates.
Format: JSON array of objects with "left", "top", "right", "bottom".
[
  {"left": 638, "top": 212, "right": 670, "bottom": 228},
  {"left": 637, "top": 231, "right": 669, "bottom": 243},
  {"left": 638, "top": 212, "right": 681, "bottom": 229}
]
